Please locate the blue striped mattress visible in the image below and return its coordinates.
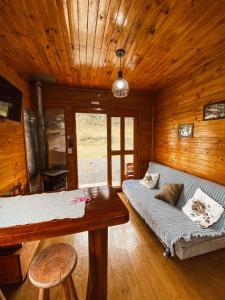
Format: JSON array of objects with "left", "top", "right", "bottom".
[{"left": 122, "top": 162, "right": 225, "bottom": 255}]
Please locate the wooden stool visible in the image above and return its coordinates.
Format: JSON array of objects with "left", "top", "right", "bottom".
[{"left": 29, "top": 243, "right": 78, "bottom": 300}]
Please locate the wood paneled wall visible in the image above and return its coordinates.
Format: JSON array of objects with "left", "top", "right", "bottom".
[
  {"left": 0, "top": 60, "right": 31, "bottom": 194},
  {"left": 42, "top": 86, "right": 153, "bottom": 188},
  {"left": 153, "top": 53, "right": 225, "bottom": 185}
]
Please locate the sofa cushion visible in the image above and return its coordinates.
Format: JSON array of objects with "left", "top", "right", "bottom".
[{"left": 155, "top": 183, "right": 183, "bottom": 206}]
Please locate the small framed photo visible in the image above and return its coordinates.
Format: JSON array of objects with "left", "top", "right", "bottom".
[
  {"left": 178, "top": 123, "right": 194, "bottom": 138},
  {"left": 203, "top": 100, "right": 225, "bottom": 121}
]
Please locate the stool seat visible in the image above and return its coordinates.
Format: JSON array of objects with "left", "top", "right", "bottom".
[{"left": 29, "top": 243, "right": 77, "bottom": 289}]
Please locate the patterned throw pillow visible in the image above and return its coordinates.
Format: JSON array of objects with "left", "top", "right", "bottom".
[
  {"left": 139, "top": 172, "right": 160, "bottom": 189},
  {"left": 182, "top": 188, "right": 224, "bottom": 228}
]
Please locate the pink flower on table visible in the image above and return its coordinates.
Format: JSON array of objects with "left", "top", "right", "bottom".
[{"left": 70, "top": 197, "right": 92, "bottom": 204}]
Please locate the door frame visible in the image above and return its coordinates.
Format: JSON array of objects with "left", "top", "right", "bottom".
[{"left": 72, "top": 107, "right": 138, "bottom": 189}]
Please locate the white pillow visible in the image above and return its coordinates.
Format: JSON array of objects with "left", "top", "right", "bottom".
[
  {"left": 182, "top": 188, "right": 224, "bottom": 228},
  {"left": 139, "top": 173, "right": 159, "bottom": 189}
]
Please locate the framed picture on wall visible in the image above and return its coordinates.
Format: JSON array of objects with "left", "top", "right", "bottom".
[
  {"left": 203, "top": 100, "right": 225, "bottom": 121},
  {"left": 178, "top": 123, "right": 194, "bottom": 138}
]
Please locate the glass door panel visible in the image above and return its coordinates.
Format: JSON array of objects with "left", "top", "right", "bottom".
[
  {"left": 45, "top": 108, "right": 66, "bottom": 169},
  {"left": 76, "top": 113, "right": 107, "bottom": 188},
  {"left": 111, "top": 155, "right": 121, "bottom": 187},
  {"left": 125, "top": 117, "right": 134, "bottom": 150},
  {"left": 111, "top": 117, "right": 121, "bottom": 150},
  {"left": 125, "top": 154, "right": 134, "bottom": 172},
  {"left": 125, "top": 154, "right": 134, "bottom": 179}
]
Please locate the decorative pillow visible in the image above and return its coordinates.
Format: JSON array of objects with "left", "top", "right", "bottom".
[
  {"left": 154, "top": 183, "right": 183, "bottom": 206},
  {"left": 139, "top": 173, "right": 159, "bottom": 189},
  {"left": 182, "top": 188, "right": 224, "bottom": 228}
]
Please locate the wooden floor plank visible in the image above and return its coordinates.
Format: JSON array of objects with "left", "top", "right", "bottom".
[
  {"left": 108, "top": 255, "right": 120, "bottom": 300},
  {"left": 2, "top": 192, "right": 225, "bottom": 300},
  {"left": 109, "top": 234, "right": 132, "bottom": 300}
]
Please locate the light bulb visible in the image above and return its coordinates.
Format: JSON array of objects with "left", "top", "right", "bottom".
[
  {"left": 116, "top": 79, "right": 125, "bottom": 89},
  {"left": 112, "top": 78, "right": 129, "bottom": 98}
]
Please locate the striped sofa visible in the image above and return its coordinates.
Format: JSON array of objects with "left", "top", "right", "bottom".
[{"left": 122, "top": 162, "right": 225, "bottom": 259}]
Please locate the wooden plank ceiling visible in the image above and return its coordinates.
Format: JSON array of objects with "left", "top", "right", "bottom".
[{"left": 0, "top": 0, "right": 225, "bottom": 92}]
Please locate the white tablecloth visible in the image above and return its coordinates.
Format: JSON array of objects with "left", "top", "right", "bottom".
[{"left": 0, "top": 190, "right": 86, "bottom": 228}]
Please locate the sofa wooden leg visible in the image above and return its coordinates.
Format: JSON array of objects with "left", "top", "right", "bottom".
[{"left": 163, "top": 248, "right": 171, "bottom": 258}]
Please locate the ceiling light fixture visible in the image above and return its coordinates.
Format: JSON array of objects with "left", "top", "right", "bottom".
[{"left": 112, "top": 49, "right": 129, "bottom": 98}]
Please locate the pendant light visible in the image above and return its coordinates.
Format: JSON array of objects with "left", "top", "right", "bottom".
[{"left": 112, "top": 49, "right": 129, "bottom": 98}]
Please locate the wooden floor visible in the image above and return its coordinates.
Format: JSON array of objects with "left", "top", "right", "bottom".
[{"left": 2, "top": 193, "right": 225, "bottom": 300}]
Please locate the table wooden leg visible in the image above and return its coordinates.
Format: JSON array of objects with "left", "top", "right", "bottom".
[{"left": 86, "top": 228, "right": 108, "bottom": 300}]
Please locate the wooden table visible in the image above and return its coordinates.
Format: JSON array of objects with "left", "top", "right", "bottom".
[{"left": 0, "top": 186, "right": 129, "bottom": 300}]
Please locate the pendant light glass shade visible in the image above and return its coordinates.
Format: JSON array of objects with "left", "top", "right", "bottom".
[
  {"left": 112, "top": 49, "right": 129, "bottom": 98},
  {"left": 112, "top": 70, "right": 129, "bottom": 98}
]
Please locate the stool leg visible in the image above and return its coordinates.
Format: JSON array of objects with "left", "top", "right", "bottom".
[
  {"left": 62, "top": 279, "right": 71, "bottom": 300},
  {"left": 68, "top": 275, "right": 78, "bottom": 300},
  {"left": 39, "top": 288, "right": 50, "bottom": 300}
]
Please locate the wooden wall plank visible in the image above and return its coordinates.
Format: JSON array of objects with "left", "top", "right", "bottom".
[
  {"left": 0, "top": 59, "right": 31, "bottom": 194},
  {"left": 153, "top": 53, "right": 225, "bottom": 186}
]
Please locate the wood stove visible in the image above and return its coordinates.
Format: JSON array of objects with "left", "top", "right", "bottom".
[{"left": 41, "top": 169, "right": 69, "bottom": 192}]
